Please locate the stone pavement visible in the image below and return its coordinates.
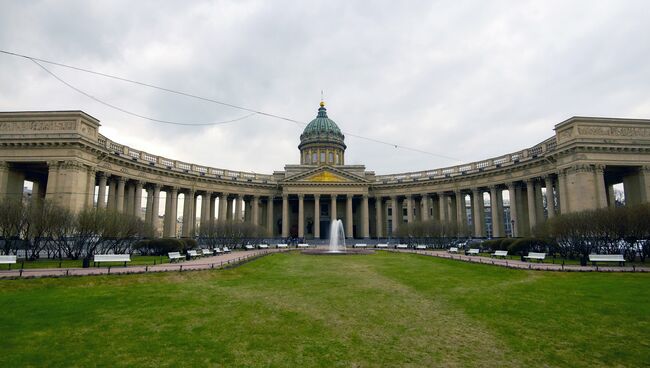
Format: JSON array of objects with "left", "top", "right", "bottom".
[
  {"left": 392, "top": 249, "right": 650, "bottom": 272},
  {"left": 0, "top": 249, "right": 286, "bottom": 279}
]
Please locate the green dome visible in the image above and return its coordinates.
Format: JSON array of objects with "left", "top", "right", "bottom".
[{"left": 301, "top": 103, "right": 344, "bottom": 139}]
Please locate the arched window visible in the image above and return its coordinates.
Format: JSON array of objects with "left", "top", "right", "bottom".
[
  {"left": 329, "top": 152, "right": 333, "bottom": 163},
  {"left": 335, "top": 153, "right": 339, "bottom": 164},
  {"left": 320, "top": 152, "right": 325, "bottom": 163},
  {"left": 312, "top": 152, "right": 317, "bottom": 163}
]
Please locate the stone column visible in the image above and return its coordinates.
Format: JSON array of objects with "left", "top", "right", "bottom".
[
  {"left": 97, "top": 172, "right": 107, "bottom": 208},
  {"left": 607, "top": 184, "right": 616, "bottom": 208},
  {"left": 116, "top": 177, "right": 126, "bottom": 213},
  {"left": 526, "top": 179, "right": 537, "bottom": 232},
  {"left": 107, "top": 177, "right": 116, "bottom": 210},
  {"left": 164, "top": 188, "right": 171, "bottom": 234},
  {"left": 201, "top": 192, "right": 213, "bottom": 230},
  {"left": 391, "top": 195, "right": 399, "bottom": 235},
  {"left": 219, "top": 193, "right": 228, "bottom": 222},
  {"left": 507, "top": 183, "right": 518, "bottom": 237},
  {"left": 535, "top": 181, "right": 545, "bottom": 223},
  {"left": 235, "top": 194, "right": 243, "bottom": 222},
  {"left": 595, "top": 165, "right": 608, "bottom": 208},
  {"left": 405, "top": 195, "right": 413, "bottom": 224},
  {"left": 314, "top": 194, "right": 320, "bottom": 239},
  {"left": 640, "top": 166, "right": 650, "bottom": 203},
  {"left": 298, "top": 194, "right": 305, "bottom": 238},
  {"left": 267, "top": 196, "right": 274, "bottom": 236},
  {"left": 489, "top": 186, "right": 502, "bottom": 238},
  {"left": 134, "top": 181, "right": 143, "bottom": 218},
  {"left": 496, "top": 187, "right": 505, "bottom": 237},
  {"left": 544, "top": 176, "right": 556, "bottom": 218},
  {"left": 438, "top": 193, "right": 447, "bottom": 222},
  {"left": 330, "top": 195, "right": 337, "bottom": 221},
  {"left": 86, "top": 168, "right": 96, "bottom": 208},
  {"left": 346, "top": 194, "right": 353, "bottom": 238},
  {"left": 0, "top": 162, "right": 8, "bottom": 199},
  {"left": 375, "top": 197, "right": 383, "bottom": 238},
  {"left": 167, "top": 187, "right": 178, "bottom": 237},
  {"left": 151, "top": 184, "right": 161, "bottom": 236},
  {"left": 145, "top": 187, "right": 154, "bottom": 223},
  {"left": 557, "top": 170, "right": 567, "bottom": 214},
  {"left": 252, "top": 195, "right": 259, "bottom": 228},
  {"left": 361, "top": 194, "right": 369, "bottom": 239},
  {"left": 421, "top": 194, "right": 430, "bottom": 221},
  {"left": 455, "top": 190, "right": 466, "bottom": 235},
  {"left": 281, "top": 194, "right": 289, "bottom": 237},
  {"left": 181, "top": 191, "right": 193, "bottom": 238},
  {"left": 125, "top": 182, "right": 135, "bottom": 215},
  {"left": 472, "top": 189, "right": 485, "bottom": 237}
]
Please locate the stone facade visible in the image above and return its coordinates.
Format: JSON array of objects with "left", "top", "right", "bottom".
[{"left": 1, "top": 109, "right": 650, "bottom": 239}]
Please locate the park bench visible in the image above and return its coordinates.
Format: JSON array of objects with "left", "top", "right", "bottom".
[
  {"left": 258, "top": 244, "right": 269, "bottom": 249},
  {"left": 396, "top": 244, "right": 408, "bottom": 250},
  {"left": 201, "top": 249, "right": 213, "bottom": 256},
  {"left": 466, "top": 248, "right": 480, "bottom": 255},
  {"left": 0, "top": 255, "right": 17, "bottom": 270},
  {"left": 353, "top": 243, "right": 367, "bottom": 248},
  {"left": 415, "top": 244, "right": 427, "bottom": 250},
  {"left": 589, "top": 254, "right": 626, "bottom": 266},
  {"left": 214, "top": 248, "right": 223, "bottom": 254},
  {"left": 448, "top": 247, "right": 459, "bottom": 253},
  {"left": 376, "top": 243, "right": 389, "bottom": 249},
  {"left": 277, "top": 243, "right": 288, "bottom": 249},
  {"left": 297, "top": 243, "right": 310, "bottom": 248},
  {"left": 491, "top": 250, "right": 508, "bottom": 258},
  {"left": 187, "top": 250, "right": 200, "bottom": 259},
  {"left": 244, "top": 244, "right": 255, "bottom": 251},
  {"left": 168, "top": 252, "right": 184, "bottom": 262},
  {"left": 93, "top": 254, "right": 131, "bottom": 267},
  {"left": 223, "top": 247, "right": 231, "bottom": 253},
  {"left": 524, "top": 252, "right": 546, "bottom": 262}
]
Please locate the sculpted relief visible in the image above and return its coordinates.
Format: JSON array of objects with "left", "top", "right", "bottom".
[
  {"left": 0, "top": 120, "right": 77, "bottom": 132},
  {"left": 578, "top": 125, "right": 650, "bottom": 138}
]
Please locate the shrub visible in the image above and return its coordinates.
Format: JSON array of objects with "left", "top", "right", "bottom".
[
  {"left": 509, "top": 238, "right": 549, "bottom": 255},
  {"left": 147, "top": 238, "right": 184, "bottom": 255},
  {"left": 481, "top": 239, "right": 503, "bottom": 251},
  {"left": 181, "top": 238, "right": 197, "bottom": 250},
  {"left": 499, "top": 238, "right": 515, "bottom": 251}
]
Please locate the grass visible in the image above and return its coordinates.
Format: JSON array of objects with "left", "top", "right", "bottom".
[
  {"left": 1, "top": 255, "right": 173, "bottom": 270},
  {"left": 0, "top": 251, "right": 648, "bottom": 367}
]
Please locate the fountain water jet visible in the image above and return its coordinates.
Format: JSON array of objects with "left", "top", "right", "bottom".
[{"left": 328, "top": 219, "right": 346, "bottom": 253}]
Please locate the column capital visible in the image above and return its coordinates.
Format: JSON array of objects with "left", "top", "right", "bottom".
[
  {"left": 168, "top": 186, "right": 179, "bottom": 193},
  {"left": 404, "top": 194, "right": 412, "bottom": 199},
  {"left": 297, "top": 194, "right": 304, "bottom": 199},
  {"left": 116, "top": 176, "right": 126, "bottom": 183},
  {"left": 472, "top": 188, "right": 482, "bottom": 194},
  {"left": 313, "top": 193, "right": 321, "bottom": 199},
  {"left": 453, "top": 189, "right": 462, "bottom": 195},
  {"left": 362, "top": 194, "right": 368, "bottom": 199},
  {"left": 151, "top": 183, "right": 161, "bottom": 190},
  {"left": 133, "top": 180, "right": 144, "bottom": 187},
  {"left": 505, "top": 182, "right": 517, "bottom": 189},
  {"left": 97, "top": 171, "right": 107, "bottom": 179},
  {"left": 346, "top": 194, "right": 353, "bottom": 199},
  {"left": 252, "top": 194, "right": 259, "bottom": 200},
  {"left": 282, "top": 193, "right": 289, "bottom": 199},
  {"left": 488, "top": 185, "right": 499, "bottom": 190}
]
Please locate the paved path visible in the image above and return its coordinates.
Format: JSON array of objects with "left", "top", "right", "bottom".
[
  {"left": 392, "top": 249, "right": 650, "bottom": 272},
  {"left": 3, "top": 247, "right": 648, "bottom": 279},
  {"left": 0, "top": 249, "right": 286, "bottom": 279}
]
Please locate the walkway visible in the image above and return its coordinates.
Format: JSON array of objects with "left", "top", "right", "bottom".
[
  {"left": 0, "top": 249, "right": 286, "bottom": 279},
  {"left": 393, "top": 249, "right": 650, "bottom": 272}
]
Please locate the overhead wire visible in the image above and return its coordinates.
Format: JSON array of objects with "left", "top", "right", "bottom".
[{"left": 1, "top": 49, "right": 461, "bottom": 162}]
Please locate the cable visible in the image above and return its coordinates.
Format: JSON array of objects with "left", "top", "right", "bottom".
[
  {"left": 31, "top": 59, "right": 258, "bottom": 126},
  {"left": 2, "top": 49, "right": 461, "bottom": 161}
]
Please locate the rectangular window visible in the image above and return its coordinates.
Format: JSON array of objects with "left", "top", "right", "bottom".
[
  {"left": 335, "top": 153, "right": 339, "bottom": 164},
  {"left": 320, "top": 152, "right": 325, "bottom": 162},
  {"left": 329, "top": 152, "right": 333, "bottom": 163},
  {"left": 312, "top": 153, "right": 317, "bottom": 163},
  {"left": 387, "top": 208, "right": 392, "bottom": 216}
]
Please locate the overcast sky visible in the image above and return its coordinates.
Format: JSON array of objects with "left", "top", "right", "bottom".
[{"left": 2, "top": 0, "right": 650, "bottom": 175}]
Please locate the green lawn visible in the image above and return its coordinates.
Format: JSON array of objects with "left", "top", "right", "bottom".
[
  {"left": 1, "top": 255, "right": 172, "bottom": 270},
  {"left": 1, "top": 251, "right": 648, "bottom": 367}
]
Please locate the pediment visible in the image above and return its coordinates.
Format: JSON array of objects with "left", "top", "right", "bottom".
[{"left": 282, "top": 166, "right": 368, "bottom": 184}]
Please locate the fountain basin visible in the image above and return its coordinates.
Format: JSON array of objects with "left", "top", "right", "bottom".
[{"left": 301, "top": 249, "right": 375, "bottom": 255}]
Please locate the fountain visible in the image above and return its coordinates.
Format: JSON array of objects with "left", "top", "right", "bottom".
[
  {"left": 328, "top": 219, "right": 346, "bottom": 253},
  {"left": 301, "top": 219, "right": 374, "bottom": 255}
]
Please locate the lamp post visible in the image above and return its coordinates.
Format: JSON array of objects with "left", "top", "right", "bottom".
[{"left": 510, "top": 219, "right": 515, "bottom": 238}]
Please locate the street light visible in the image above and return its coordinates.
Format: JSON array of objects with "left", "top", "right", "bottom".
[{"left": 510, "top": 219, "right": 515, "bottom": 238}]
